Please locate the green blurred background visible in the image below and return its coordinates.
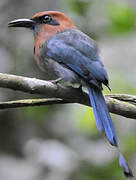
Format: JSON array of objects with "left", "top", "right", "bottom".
[{"left": 0, "top": 0, "right": 136, "bottom": 179}]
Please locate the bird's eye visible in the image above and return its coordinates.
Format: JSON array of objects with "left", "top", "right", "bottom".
[{"left": 43, "top": 15, "right": 52, "bottom": 23}]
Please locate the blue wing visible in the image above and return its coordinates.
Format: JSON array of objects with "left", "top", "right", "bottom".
[{"left": 45, "top": 29, "right": 109, "bottom": 88}]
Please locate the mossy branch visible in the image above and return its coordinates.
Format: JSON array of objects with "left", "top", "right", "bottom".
[{"left": 0, "top": 73, "right": 135, "bottom": 119}]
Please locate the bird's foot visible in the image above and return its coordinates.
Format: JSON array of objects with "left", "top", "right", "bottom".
[{"left": 50, "top": 78, "right": 63, "bottom": 84}]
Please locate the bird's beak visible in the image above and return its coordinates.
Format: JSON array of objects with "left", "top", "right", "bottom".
[{"left": 8, "top": 18, "right": 35, "bottom": 29}]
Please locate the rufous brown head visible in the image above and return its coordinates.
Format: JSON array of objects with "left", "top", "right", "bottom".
[
  {"left": 8, "top": 11, "right": 77, "bottom": 64},
  {"left": 8, "top": 11, "right": 77, "bottom": 37}
]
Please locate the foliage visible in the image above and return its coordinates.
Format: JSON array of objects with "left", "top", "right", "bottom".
[{"left": 108, "top": 3, "right": 136, "bottom": 35}]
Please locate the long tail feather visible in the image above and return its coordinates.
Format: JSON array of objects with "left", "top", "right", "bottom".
[
  {"left": 88, "top": 85, "right": 133, "bottom": 178},
  {"left": 119, "top": 153, "right": 134, "bottom": 178},
  {"left": 88, "top": 86, "right": 118, "bottom": 146}
]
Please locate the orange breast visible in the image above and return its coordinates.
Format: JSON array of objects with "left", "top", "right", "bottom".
[{"left": 34, "top": 23, "right": 77, "bottom": 65}]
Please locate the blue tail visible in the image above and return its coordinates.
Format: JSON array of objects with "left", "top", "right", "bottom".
[
  {"left": 88, "top": 86, "right": 133, "bottom": 178},
  {"left": 88, "top": 86, "right": 118, "bottom": 146},
  {"left": 119, "top": 153, "right": 133, "bottom": 178}
]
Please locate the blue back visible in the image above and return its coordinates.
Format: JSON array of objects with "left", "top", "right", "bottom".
[{"left": 45, "top": 29, "right": 109, "bottom": 88}]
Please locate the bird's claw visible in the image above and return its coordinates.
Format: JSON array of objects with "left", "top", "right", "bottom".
[{"left": 50, "top": 78, "right": 63, "bottom": 84}]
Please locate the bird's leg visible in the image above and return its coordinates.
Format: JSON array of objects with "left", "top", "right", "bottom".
[{"left": 50, "top": 77, "right": 63, "bottom": 84}]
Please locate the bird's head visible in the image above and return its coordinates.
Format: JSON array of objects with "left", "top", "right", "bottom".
[
  {"left": 8, "top": 11, "right": 77, "bottom": 39},
  {"left": 8, "top": 11, "right": 77, "bottom": 64}
]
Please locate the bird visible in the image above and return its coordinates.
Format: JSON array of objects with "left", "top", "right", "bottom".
[{"left": 8, "top": 11, "right": 133, "bottom": 178}]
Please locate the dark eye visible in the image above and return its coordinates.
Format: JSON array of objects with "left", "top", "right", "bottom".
[{"left": 43, "top": 15, "right": 52, "bottom": 23}]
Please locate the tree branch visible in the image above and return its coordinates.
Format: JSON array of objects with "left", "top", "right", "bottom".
[
  {"left": 0, "top": 73, "right": 135, "bottom": 119},
  {"left": 0, "top": 98, "right": 69, "bottom": 109}
]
